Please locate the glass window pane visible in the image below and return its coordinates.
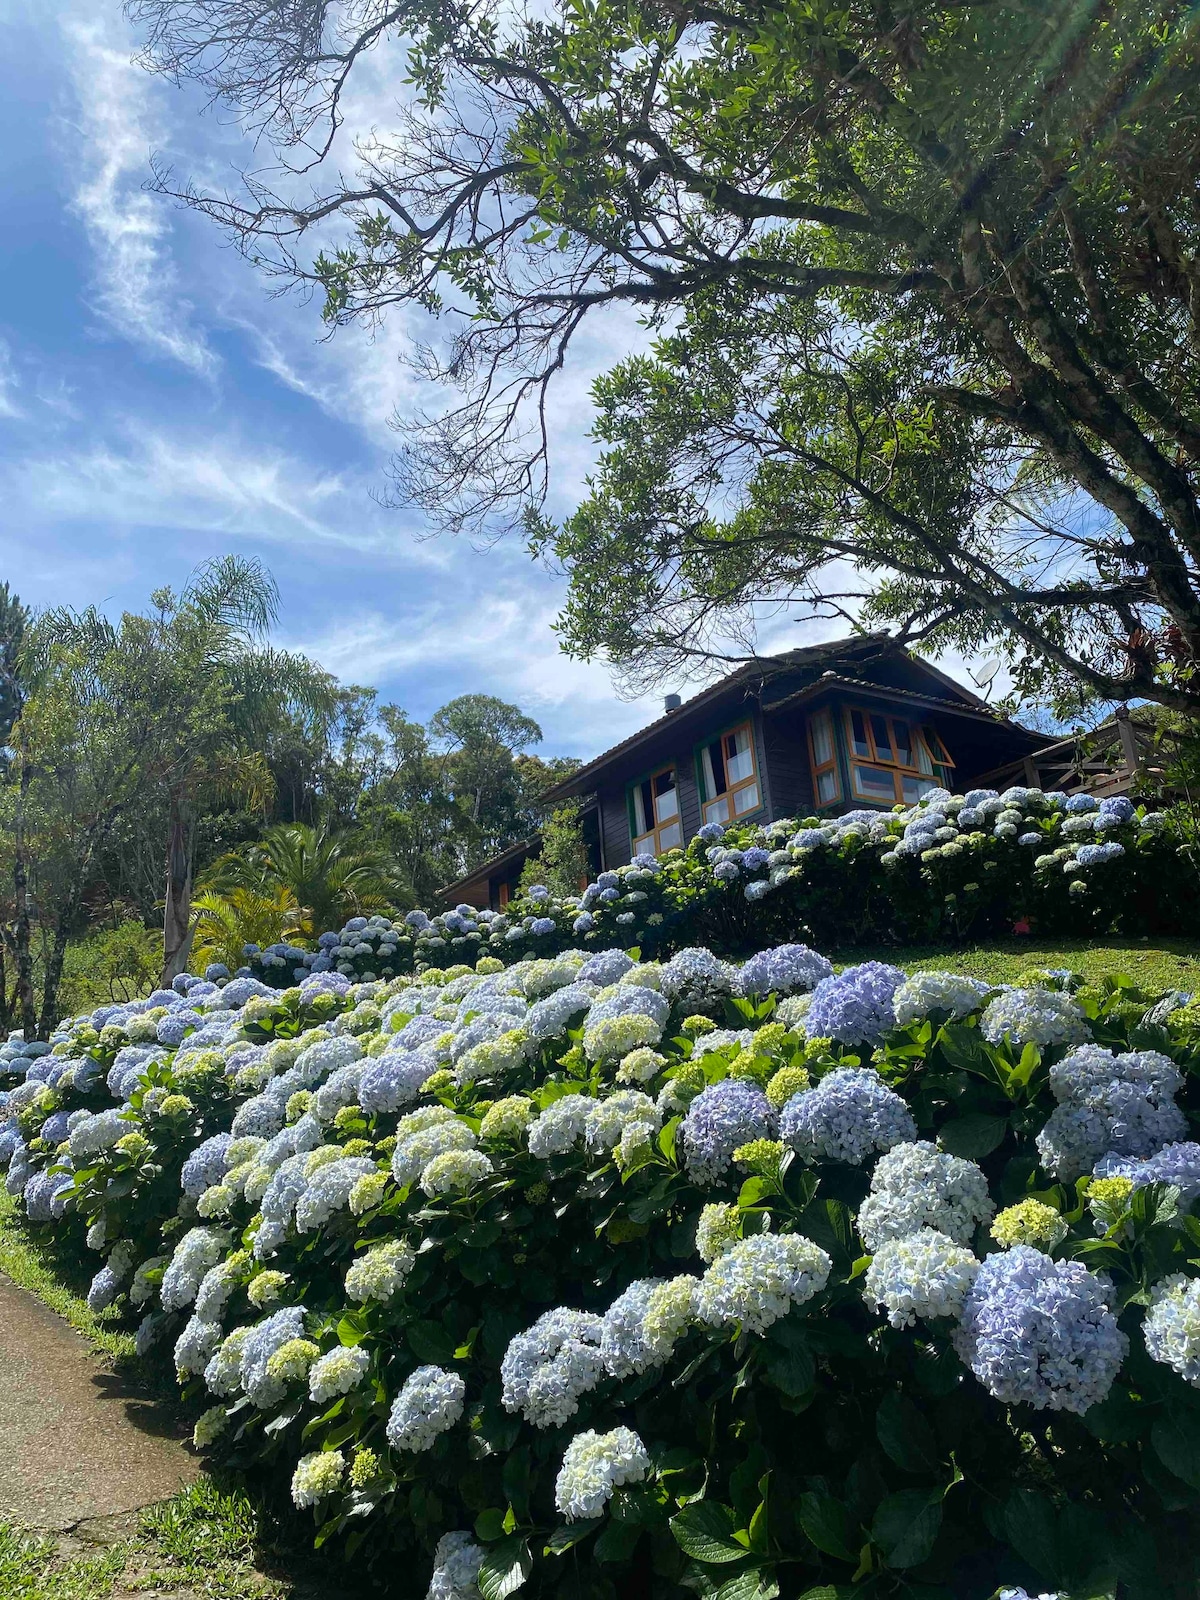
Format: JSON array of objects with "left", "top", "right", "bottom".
[
  {"left": 704, "top": 795, "right": 730, "bottom": 825},
  {"left": 634, "top": 780, "right": 651, "bottom": 836},
  {"left": 811, "top": 711, "right": 833, "bottom": 767},
  {"left": 726, "top": 727, "right": 754, "bottom": 784},
  {"left": 916, "top": 738, "right": 934, "bottom": 776},
  {"left": 891, "top": 720, "right": 912, "bottom": 767},
  {"left": 702, "top": 743, "right": 723, "bottom": 800},
  {"left": 657, "top": 820, "right": 682, "bottom": 851},
  {"left": 655, "top": 782, "right": 679, "bottom": 823},
  {"left": 870, "top": 714, "right": 891, "bottom": 761},
  {"left": 733, "top": 781, "right": 759, "bottom": 815},
  {"left": 853, "top": 764, "right": 897, "bottom": 801},
  {"left": 850, "top": 709, "right": 871, "bottom": 759},
  {"left": 817, "top": 770, "right": 838, "bottom": 803},
  {"left": 900, "top": 776, "right": 924, "bottom": 803}
]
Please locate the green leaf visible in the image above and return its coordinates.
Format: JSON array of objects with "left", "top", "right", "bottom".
[
  {"left": 476, "top": 1535, "right": 532, "bottom": 1600},
  {"left": 1003, "top": 1488, "right": 1060, "bottom": 1581},
  {"left": 762, "top": 1339, "right": 814, "bottom": 1398},
  {"left": 407, "top": 1320, "right": 456, "bottom": 1364},
  {"left": 670, "top": 1501, "right": 747, "bottom": 1563},
  {"left": 798, "top": 1491, "right": 858, "bottom": 1562},
  {"left": 594, "top": 1519, "right": 641, "bottom": 1562},
  {"left": 544, "top": 1519, "right": 602, "bottom": 1555},
  {"left": 937, "top": 1112, "right": 1007, "bottom": 1159},
  {"left": 475, "top": 1507, "right": 507, "bottom": 1542},
  {"left": 1152, "top": 1410, "right": 1200, "bottom": 1490},
  {"left": 870, "top": 1489, "right": 941, "bottom": 1569},
  {"left": 715, "top": 1572, "right": 779, "bottom": 1600},
  {"left": 336, "top": 1311, "right": 368, "bottom": 1347},
  {"left": 876, "top": 1391, "right": 939, "bottom": 1475}
]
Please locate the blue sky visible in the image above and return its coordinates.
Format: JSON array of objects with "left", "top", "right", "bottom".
[{"left": 0, "top": 2, "right": 878, "bottom": 764}]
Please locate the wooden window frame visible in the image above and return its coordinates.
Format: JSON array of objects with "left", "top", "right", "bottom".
[
  {"left": 843, "top": 705, "right": 955, "bottom": 805},
  {"left": 695, "top": 719, "right": 763, "bottom": 826},
  {"left": 627, "top": 763, "right": 684, "bottom": 855},
  {"left": 807, "top": 706, "right": 842, "bottom": 808}
]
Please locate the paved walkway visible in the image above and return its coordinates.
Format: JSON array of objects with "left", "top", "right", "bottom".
[{"left": 0, "top": 1274, "right": 197, "bottom": 1530}]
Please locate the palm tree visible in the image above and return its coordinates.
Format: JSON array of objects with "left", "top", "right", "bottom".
[
  {"left": 188, "top": 885, "right": 304, "bottom": 975},
  {"left": 202, "top": 821, "right": 399, "bottom": 940}
]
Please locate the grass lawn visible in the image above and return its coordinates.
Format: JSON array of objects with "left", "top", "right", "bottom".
[{"left": 830, "top": 935, "right": 1200, "bottom": 993}]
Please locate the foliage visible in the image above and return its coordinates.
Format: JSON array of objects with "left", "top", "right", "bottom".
[
  {"left": 0, "top": 579, "right": 29, "bottom": 749},
  {"left": 56, "top": 922, "right": 164, "bottom": 1017},
  {"left": 202, "top": 823, "right": 400, "bottom": 939},
  {"left": 518, "top": 803, "right": 590, "bottom": 901},
  {"left": 241, "top": 787, "right": 1199, "bottom": 991},
  {"left": 133, "top": 0, "right": 1200, "bottom": 713},
  {"left": 190, "top": 889, "right": 304, "bottom": 979},
  {"left": 11, "top": 937, "right": 1200, "bottom": 1598}
]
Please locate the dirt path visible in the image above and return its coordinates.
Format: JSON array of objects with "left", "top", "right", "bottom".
[{"left": 0, "top": 1273, "right": 197, "bottom": 1531}]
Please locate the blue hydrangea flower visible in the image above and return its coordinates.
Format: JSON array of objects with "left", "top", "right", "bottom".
[
  {"left": 680, "top": 1079, "right": 776, "bottom": 1184},
  {"left": 736, "top": 944, "right": 833, "bottom": 998},
  {"left": 501, "top": 1308, "right": 606, "bottom": 1429},
  {"left": 1094, "top": 1141, "right": 1200, "bottom": 1202},
  {"left": 952, "top": 1245, "right": 1126, "bottom": 1413},
  {"left": 781, "top": 1068, "right": 916, "bottom": 1166},
  {"left": 805, "top": 963, "right": 905, "bottom": 1046}
]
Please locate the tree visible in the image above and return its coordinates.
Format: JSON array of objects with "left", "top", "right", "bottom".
[
  {"left": 0, "top": 582, "right": 28, "bottom": 748},
  {"left": 29, "top": 558, "right": 334, "bottom": 997},
  {"left": 430, "top": 695, "right": 546, "bottom": 866},
  {"left": 131, "top": 0, "right": 1200, "bottom": 715},
  {"left": 518, "top": 800, "right": 590, "bottom": 898},
  {"left": 202, "top": 821, "right": 399, "bottom": 938}
]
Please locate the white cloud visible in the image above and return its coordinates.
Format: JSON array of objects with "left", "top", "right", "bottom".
[
  {"left": 59, "top": 14, "right": 216, "bottom": 376},
  {"left": 0, "top": 339, "right": 20, "bottom": 419}
]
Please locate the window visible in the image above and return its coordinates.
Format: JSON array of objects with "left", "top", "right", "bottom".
[
  {"left": 843, "top": 706, "right": 955, "bottom": 804},
  {"left": 630, "top": 765, "right": 683, "bottom": 854},
  {"left": 807, "top": 708, "right": 841, "bottom": 806},
  {"left": 698, "top": 722, "right": 762, "bottom": 824}
]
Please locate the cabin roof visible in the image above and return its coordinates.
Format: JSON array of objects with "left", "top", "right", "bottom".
[{"left": 540, "top": 634, "right": 1030, "bottom": 801}]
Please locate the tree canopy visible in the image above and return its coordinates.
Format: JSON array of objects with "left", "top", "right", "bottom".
[{"left": 130, "top": 0, "right": 1200, "bottom": 713}]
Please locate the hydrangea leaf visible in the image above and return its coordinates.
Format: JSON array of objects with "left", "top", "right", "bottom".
[
  {"left": 936, "top": 1113, "right": 1007, "bottom": 1159},
  {"left": 477, "top": 1534, "right": 532, "bottom": 1600},
  {"left": 669, "top": 1501, "right": 747, "bottom": 1563},
  {"left": 870, "top": 1488, "right": 942, "bottom": 1569}
]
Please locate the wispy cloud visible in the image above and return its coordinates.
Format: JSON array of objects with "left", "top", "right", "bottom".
[
  {"left": 59, "top": 14, "right": 216, "bottom": 376},
  {"left": 0, "top": 340, "right": 21, "bottom": 419}
]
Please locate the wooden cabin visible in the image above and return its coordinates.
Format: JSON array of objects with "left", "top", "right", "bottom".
[{"left": 440, "top": 636, "right": 1052, "bottom": 910}]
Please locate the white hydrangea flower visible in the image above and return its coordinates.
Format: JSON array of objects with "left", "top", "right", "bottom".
[
  {"left": 696, "top": 1234, "right": 831, "bottom": 1335},
  {"left": 1144, "top": 1274, "right": 1200, "bottom": 1386},
  {"left": 386, "top": 1365, "right": 466, "bottom": 1452},
  {"left": 893, "top": 971, "right": 990, "bottom": 1025},
  {"left": 584, "top": 1091, "right": 660, "bottom": 1155},
  {"left": 864, "top": 1229, "right": 979, "bottom": 1327},
  {"left": 641, "top": 1276, "right": 699, "bottom": 1363},
  {"left": 426, "top": 1530, "right": 485, "bottom": 1600},
  {"left": 696, "top": 1203, "right": 741, "bottom": 1264},
  {"left": 856, "top": 1141, "right": 995, "bottom": 1252},
  {"left": 291, "top": 1449, "right": 345, "bottom": 1508},
  {"left": 420, "top": 1148, "right": 494, "bottom": 1197},
  {"left": 501, "top": 1308, "right": 606, "bottom": 1428},
  {"left": 308, "top": 1344, "right": 370, "bottom": 1403},
  {"left": 527, "top": 1094, "right": 593, "bottom": 1158},
  {"left": 344, "top": 1240, "right": 415, "bottom": 1305},
  {"left": 554, "top": 1426, "right": 650, "bottom": 1520},
  {"left": 980, "top": 989, "right": 1089, "bottom": 1050}
]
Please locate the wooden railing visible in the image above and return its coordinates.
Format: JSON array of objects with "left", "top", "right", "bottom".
[{"left": 972, "top": 708, "right": 1173, "bottom": 798}]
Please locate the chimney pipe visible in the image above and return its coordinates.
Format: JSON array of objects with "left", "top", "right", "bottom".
[{"left": 663, "top": 693, "right": 682, "bottom": 713}]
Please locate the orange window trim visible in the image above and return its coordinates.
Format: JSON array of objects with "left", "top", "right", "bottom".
[{"left": 807, "top": 707, "right": 842, "bottom": 806}]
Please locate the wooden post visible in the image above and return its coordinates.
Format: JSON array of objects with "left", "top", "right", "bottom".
[{"left": 1114, "top": 705, "right": 1140, "bottom": 776}]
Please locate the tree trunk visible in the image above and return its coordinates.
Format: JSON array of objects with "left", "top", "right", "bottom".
[
  {"left": 12, "top": 764, "right": 36, "bottom": 1041},
  {"left": 161, "top": 791, "right": 192, "bottom": 985},
  {"left": 37, "top": 884, "right": 82, "bottom": 1040}
]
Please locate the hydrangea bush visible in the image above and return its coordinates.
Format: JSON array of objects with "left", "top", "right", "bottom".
[
  {"left": 6, "top": 928, "right": 1200, "bottom": 1598},
  {"left": 235, "top": 789, "right": 1194, "bottom": 989}
]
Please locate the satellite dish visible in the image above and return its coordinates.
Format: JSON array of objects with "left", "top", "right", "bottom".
[{"left": 970, "top": 656, "right": 1001, "bottom": 699}]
